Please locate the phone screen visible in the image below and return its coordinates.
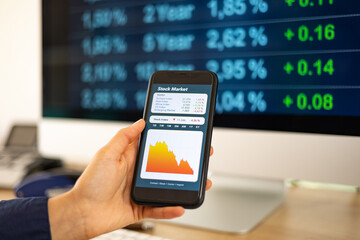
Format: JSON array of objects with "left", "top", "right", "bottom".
[{"left": 134, "top": 83, "right": 213, "bottom": 192}]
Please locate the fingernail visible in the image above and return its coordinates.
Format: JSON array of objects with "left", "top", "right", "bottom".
[{"left": 132, "top": 119, "right": 143, "bottom": 125}]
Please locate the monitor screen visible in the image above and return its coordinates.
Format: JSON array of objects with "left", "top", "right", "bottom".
[{"left": 43, "top": 0, "right": 360, "bottom": 136}]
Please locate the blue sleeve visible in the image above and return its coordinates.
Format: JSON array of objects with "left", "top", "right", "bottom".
[{"left": 0, "top": 197, "right": 51, "bottom": 240}]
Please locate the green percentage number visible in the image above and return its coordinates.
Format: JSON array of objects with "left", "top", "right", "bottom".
[
  {"left": 297, "top": 93, "right": 334, "bottom": 110},
  {"left": 284, "top": 59, "right": 334, "bottom": 76},
  {"left": 297, "top": 59, "right": 334, "bottom": 76},
  {"left": 285, "top": 0, "right": 334, "bottom": 7},
  {"left": 298, "top": 24, "right": 335, "bottom": 42},
  {"left": 299, "top": 0, "right": 334, "bottom": 7}
]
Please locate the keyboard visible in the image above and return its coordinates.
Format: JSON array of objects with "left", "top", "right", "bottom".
[{"left": 92, "top": 228, "right": 173, "bottom": 240}]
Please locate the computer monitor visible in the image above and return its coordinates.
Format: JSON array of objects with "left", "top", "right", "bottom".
[{"left": 40, "top": 0, "right": 360, "bottom": 233}]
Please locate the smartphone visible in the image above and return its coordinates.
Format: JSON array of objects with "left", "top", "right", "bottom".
[{"left": 131, "top": 71, "right": 218, "bottom": 209}]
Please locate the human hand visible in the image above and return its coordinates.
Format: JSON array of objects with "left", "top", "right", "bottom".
[{"left": 48, "top": 119, "right": 213, "bottom": 240}]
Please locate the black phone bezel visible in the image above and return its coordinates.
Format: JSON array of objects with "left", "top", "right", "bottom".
[{"left": 131, "top": 71, "right": 218, "bottom": 209}]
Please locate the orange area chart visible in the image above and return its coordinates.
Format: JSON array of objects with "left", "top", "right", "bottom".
[{"left": 146, "top": 141, "right": 194, "bottom": 175}]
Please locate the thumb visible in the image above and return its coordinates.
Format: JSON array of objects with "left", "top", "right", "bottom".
[{"left": 106, "top": 119, "right": 145, "bottom": 159}]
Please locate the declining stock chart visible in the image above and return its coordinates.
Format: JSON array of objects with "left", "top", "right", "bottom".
[
  {"left": 69, "top": 0, "right": 360, "bottom": 118},
  {"left": 140, "top": 129, "right": 203, "bottom": 182}
]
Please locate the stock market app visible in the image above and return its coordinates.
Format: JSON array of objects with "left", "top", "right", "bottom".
[{"left": 136, "top": 84, "right": 212, "bottom": 191}]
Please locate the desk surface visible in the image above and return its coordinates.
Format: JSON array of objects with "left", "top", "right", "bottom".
[{"left": 1, "top": 187, "right": 359, "bottom": 240}]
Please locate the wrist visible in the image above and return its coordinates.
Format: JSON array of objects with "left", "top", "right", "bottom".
[{"left": 48, "top": 191, "right": 88, "bottom": 240}]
